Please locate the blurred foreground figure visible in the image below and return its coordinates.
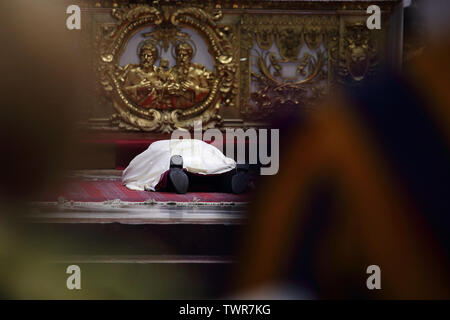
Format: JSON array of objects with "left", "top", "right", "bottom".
[
  {"left": 0, "top": 0, "right": 87, "bottom": 298},
  {"left": 0, "top": 1, "right": 191, "bottom": 299},
  {"left": 236, "top": 2, "right": 450, "bottom": 299}
]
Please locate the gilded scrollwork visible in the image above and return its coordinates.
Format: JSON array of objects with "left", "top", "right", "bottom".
[
  {"left": 239, "top": 14, "right": 382, "bottom": 119},
  {"left": 240, "top": 15, "right": 339, "bottom": 119},
  {"left": 91, "top": 1, "right": 390, "bottom": 129},
  {"left": 97, "top": 4, "right": 236, "bottom": 132}
]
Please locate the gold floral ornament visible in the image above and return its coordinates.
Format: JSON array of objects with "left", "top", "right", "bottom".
[{"left": 98, "top": 5, "right": 236, "bottom": 132}]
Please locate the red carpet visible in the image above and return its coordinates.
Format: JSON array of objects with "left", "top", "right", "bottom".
[{"left": 42, "top": 180, "right": 250, "bottom": 203}]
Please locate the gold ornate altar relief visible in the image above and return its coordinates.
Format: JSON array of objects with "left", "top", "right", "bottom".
[
  {"left": 240, "top": 15, "right": 340, "bottom": 119},
  {"left": 118, "top": 39, "right": 213, "bottom": 110},
  {"left": 239, "top": 14, "right": 380, "bottom": 119},
  {"left": 97, "top": 4, "right": 236, "bottom": 132},
  {"left": 93, "top": 1, "right": 392, "bottom": 130}
]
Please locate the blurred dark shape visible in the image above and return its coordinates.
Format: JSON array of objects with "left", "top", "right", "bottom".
[
  {"left": 0, "top": 0, "right": 89, "bottom": 205},
  {"left": 0, "top": 0, "right": 92, "bottom": 298},
  {"left": 234, "top": 40, "right": 450, "bottom": 299},
  {"left": 0, "top": 1, "right": 202, "bottom": 299},
  {"left": 403, "top": 0, "right": 427, "bottom": 63}
]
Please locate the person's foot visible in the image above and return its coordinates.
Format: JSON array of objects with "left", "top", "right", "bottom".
[
  {"left": 168, "top": 155, "right": 189, "bottom": 194},
  {"left": 230, "top": 164, "right": 250, "bottom": 194}
]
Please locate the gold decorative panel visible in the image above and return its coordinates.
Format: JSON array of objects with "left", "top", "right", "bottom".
[
  {"left": 339, "top": 21, "right": 379, "bottom": 83},
  {"left": 97, "top": 5, "right": 237, "bottom": 132},
  {"left": 240, "top": 15, "right": 340, "bottom": 119},
  {"left": 87, "top": 0, "right": 401, "bottom": 132}
]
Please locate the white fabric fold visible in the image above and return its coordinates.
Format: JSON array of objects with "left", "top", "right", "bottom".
[{"left": 122, "top": 139, "right": 236, "bottom": 191}]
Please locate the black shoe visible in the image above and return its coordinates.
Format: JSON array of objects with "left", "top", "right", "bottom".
[
  {"left": 230, "top": 164, "right": 250, "bottom": 194},
  {"left": 168, "top": 155, "right": 189, "bottom": 194}
]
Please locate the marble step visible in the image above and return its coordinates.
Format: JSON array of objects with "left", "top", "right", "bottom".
[
  {"left": 26, "top": 201, "right": 246, "bottom": 225},
  {"left": 21, "top": 201, "right": 246, "bottom": 257}
]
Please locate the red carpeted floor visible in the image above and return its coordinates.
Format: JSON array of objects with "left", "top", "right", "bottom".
[{"left": 43, "top": 180, "right": 250, "bottom": 203}]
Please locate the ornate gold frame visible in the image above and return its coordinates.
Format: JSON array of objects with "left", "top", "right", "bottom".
[{"left": 97, "top": 4, "right": 237, "bottom": 132}]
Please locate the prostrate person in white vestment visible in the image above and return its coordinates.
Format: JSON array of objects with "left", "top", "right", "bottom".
[{"left": 122, "top": 139, "right": 250, "bottom": 194}]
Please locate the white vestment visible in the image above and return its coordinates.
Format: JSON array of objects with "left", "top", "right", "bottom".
[{"left": 122, "top": 139, "right": 236, "bottom": 191}]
